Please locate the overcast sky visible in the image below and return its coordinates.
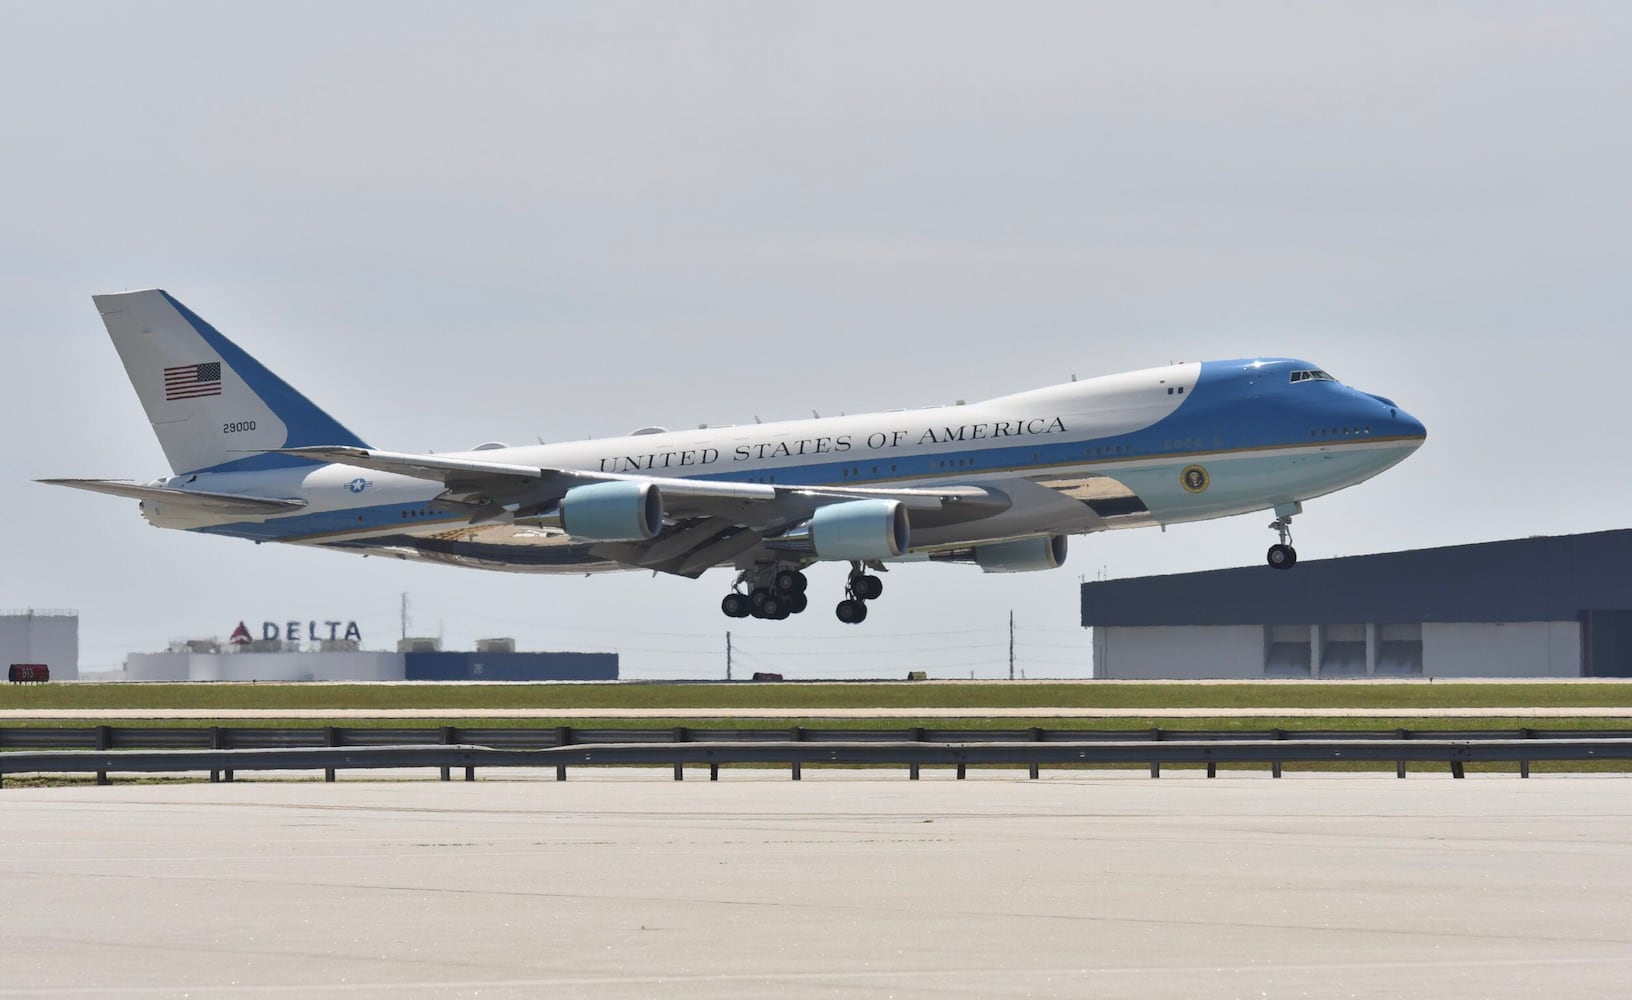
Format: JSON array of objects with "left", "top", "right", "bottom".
[{"left": 4, "top": 3, "right": 1630, "bottom": 679}]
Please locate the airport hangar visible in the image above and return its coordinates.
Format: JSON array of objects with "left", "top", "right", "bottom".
[{"left": 1080, "top": 528, "right": 1632, "bottom": 679}]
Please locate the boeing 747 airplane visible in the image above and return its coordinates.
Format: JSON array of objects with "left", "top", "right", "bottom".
[{"left": 44, "top": 290, "right": 1426, "bottom": 623}]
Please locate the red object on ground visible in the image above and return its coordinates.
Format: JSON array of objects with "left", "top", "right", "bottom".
[{"left": 8, "top": 664, "right": 49, "bottom": 683}]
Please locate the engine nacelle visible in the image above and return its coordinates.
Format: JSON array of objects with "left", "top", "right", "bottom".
[
  {"left": 973, "top": 535, "right": 1068, "bottom": 573},
  {"left": 558, "top": 481, "right": 663, "bottom": 541},
  {"left": 810, "top": 499, "right": 910, "bottom": 560}
]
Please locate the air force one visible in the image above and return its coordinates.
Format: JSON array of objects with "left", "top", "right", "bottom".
[{"left": 44, "top": 289, "right": 1426, "bottom": 624}]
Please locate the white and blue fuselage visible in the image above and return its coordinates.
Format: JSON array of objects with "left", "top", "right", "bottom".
[
  {"left": 48, "top": 290, "right": 1425, "bottom": 622},
  {"left": 171, "top": 358, "right": 1423, "bottom": 571}
]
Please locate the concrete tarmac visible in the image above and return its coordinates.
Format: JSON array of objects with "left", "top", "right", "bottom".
[{"left": 1, "top": 771, "right": 1629, "bottom": 998}]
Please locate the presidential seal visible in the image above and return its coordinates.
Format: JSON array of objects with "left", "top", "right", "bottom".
[{"left": 1181, "top": 464, "right": 1210, "bottom": 494}]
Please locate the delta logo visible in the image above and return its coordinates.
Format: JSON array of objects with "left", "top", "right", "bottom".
[{"left": 228, "top": 619, "right": 363, "bottom": 644}]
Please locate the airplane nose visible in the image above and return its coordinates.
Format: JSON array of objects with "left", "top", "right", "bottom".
[
  {"left": 1354, "top": 391, "right": 1425, "bottom": 444},
  {"left": 1391, "top": 407, "right": 1427, "bottom": 443}
]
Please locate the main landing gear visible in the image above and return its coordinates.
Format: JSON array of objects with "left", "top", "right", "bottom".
[
  {"left": 719, "top": 562, "right": 886, "bottom": 623},
  {"left": 721, "top": 566, "right": 810, "bottom": 620},
  {"left": 1266, "top": 504, "right": 1300, "bottom": 570},
  {"left": 835, "top": 562, "right": 884, "bottom": 625}
]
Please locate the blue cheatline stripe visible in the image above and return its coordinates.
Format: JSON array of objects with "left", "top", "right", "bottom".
[{"left": 160, "top": 291, "right": 371, "bottom": 475}]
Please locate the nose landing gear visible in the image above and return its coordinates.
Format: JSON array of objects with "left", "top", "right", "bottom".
[{"left": 1266, "top": 503, "right": 1300, "bottom": 570}]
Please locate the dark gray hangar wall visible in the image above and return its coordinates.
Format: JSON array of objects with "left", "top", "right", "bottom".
[
  {"left": 404, "top": 652, "right": 618, "bottom": 682},
  {"left": 1081, "top": 528, "right": 1632, "bottom": 677},
  {"left": 1081, "top": 529, "right": 1632, "bottom": 628}
]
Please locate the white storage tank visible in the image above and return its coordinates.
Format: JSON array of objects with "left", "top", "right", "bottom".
[{"left": 0, "top": 609, "right": 79, "bottom": 681}]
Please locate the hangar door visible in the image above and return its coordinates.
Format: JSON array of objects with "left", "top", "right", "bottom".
[{"left": 1581, "top": 610, "right": 1632, "bottom": 677}]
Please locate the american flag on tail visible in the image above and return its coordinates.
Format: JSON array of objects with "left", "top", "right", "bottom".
[{"left": 164, "top": 362, "right": 222, "bottom": 400}]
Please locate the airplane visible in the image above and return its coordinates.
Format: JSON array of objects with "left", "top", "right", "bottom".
[{"left": 43, "top": 289, "right": 1427, "bottom": 624}]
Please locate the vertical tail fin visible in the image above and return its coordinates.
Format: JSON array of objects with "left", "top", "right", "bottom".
[{"left": 92, "top": 289, "right": 369, "bottom": 476}]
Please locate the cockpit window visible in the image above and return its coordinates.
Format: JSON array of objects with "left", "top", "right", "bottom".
[{"left": 1289, "top": 369, "right": 1336, "bottom": 384}]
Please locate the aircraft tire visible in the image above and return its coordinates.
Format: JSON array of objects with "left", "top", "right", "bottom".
[{"left": 1267, "top": 544, "right": 1298, "bottom": 570}]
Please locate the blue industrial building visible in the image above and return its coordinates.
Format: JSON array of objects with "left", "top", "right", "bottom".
[
  {"left": 404, "top": 651, "right": 617, "bottom": 682},
  {"left": 1080, "top": 529, "right": 1632, "bottom": 678}
]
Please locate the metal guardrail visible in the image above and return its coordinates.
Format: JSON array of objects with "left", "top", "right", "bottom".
[
  {"left": 7, "top": 724, "right": 1632, "bottom": 750},
  {"left": 3, "top": 732, "right": 1631, "bottom": 786}
]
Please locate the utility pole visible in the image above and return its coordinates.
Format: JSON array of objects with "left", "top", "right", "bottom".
[
  {"left": 1009, "top": 610, "right": 1015, "bottom": 681},
  {"left": 400, "top": 592, "right": 409, "bottom": 642},
  {"left": 726, "top": 631, "right": 733, "bottom": 681}
]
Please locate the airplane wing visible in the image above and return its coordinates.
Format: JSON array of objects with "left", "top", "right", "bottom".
[
  {"left": 39, "top": 479, "right": 308, "bottom": 516},
  {"left": 278, "top": 445, "right": 1013, "bottom": 575},
  {"left": 277, "top": 445, "right": 1006, "bottom": 519}
]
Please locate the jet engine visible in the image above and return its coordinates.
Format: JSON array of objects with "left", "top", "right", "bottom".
[
  {"left": 972, "top": 535, "right": 1068, "bottom": 573},
  {"left": 558, "top": 481, "right": 664, "bottom": 541},
  {"left": 770, "top": 499, "right": 911, "bottom": 560},
  {"left": 809, "top": 499, "right": 910, "bottom": 560}
]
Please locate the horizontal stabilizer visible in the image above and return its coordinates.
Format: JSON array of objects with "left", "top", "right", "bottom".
[{"left": 38, "top": 479, "right": 308, "bottom": 516}]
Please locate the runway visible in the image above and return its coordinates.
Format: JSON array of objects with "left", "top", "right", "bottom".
[{"left": 2, "top": 772, "right": 1629, "bottom": 998}]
